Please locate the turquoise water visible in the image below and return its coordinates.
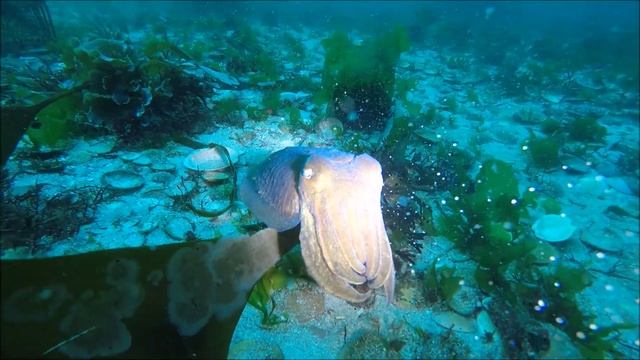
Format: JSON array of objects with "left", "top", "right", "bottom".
[{"left": 1, "top": 1, "right": 638, "bottom": 359}]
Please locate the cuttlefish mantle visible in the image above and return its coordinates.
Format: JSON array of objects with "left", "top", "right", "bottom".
[{"left": 239, "top": 147, "right": 395, "bottom": 303}]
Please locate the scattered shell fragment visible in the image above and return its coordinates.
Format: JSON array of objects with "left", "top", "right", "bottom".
[
  {"left": 432, "top": 311, "right": 476, "bottom": 333},
  {"left": 561, "top": 157, "right": 591, "bottom": 175},
  {"left": 189, "top": 192, "right": 230, "bottom": 217},
  {"left": 163, "top": 216, "right": 195, "bottom": 240},
  {"left": 541, "top": 91, "right": 564, "bottom": 104},
  {"left": 132, "top": 154, "right": 152, "bottom": 166},
  {"left": 119, "top": 152, "right": 142, "bottom": 162},
  {"left": 88, "top": 137, "right": 117, "bottom": 154},
  {"left": 151, "top": 161, "right": 175, "bottom": 172},
  {"left": 101, "top": 170, "right": 145, "bottom": 192},
  {"left": 165, "top": 180, "right": 195, "bottom": 198}
]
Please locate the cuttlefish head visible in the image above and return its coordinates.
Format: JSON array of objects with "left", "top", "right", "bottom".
[{"left": 239, "top": 147, "right": 395, "bottom": 303}]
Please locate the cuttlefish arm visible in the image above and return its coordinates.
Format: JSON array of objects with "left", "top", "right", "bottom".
[{"left": 297, "top": 152, "right": 395, "bottom": 303}]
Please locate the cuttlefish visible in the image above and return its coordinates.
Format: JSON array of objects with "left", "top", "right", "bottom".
[{"left": 239, "top": 147, "right": 395, "bottom": 303}]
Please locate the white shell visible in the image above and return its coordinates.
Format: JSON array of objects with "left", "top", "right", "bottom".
[
  {"left": 101, "top": 170, "right": 145, "bottom": 191},
  {"left": 183, "top": 147, "right": 235, "bottom": 172},
  {"left": 532, "top": 214, "right": 576, "bottom": 243}
]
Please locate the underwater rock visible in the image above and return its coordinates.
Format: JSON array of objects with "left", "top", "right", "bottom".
[
  {"left": 315, "top": 117, "right": 344, "bottom": 140},
  {"left": 538, "top": 323, "right": 582, "bottom": 359},
  {"left": 574, "top": 175, "right": 607, "bottom": 197},
  {"left": 580, "top": 230, "right": 624, "bottom": 253},
  {"left": 604, "top": 176, "right": 634, "bottom": 195},
  {"left": 561, "top": 156, "right": 592, "bottom": 175},
  {"left": 532, "top": 214, "right": 576, "bottom": 243},
  {"left": 101, "top": 170, "right": 145, "bottom": 192}
]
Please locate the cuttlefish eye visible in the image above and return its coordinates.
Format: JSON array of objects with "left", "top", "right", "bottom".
[{"left": 302, "top": 167, "right": 314, "bottom": 179}]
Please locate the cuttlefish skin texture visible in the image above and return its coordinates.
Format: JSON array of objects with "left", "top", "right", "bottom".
[{"left": 239, "top": 147, "right": 395, "bottom": 303}]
